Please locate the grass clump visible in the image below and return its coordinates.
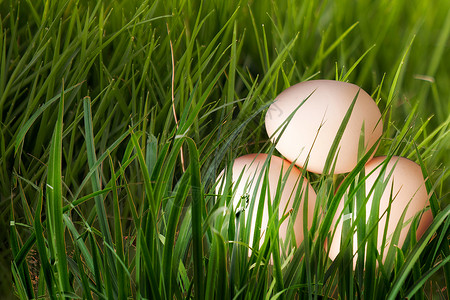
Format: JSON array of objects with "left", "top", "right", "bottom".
[{"left": 1, "top": 0, "right": 449, "bottom": 299}]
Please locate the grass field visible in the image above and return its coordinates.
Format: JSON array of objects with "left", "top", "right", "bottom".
[{"left": 1, "top": 0, "right": 449, "bottom": 299}]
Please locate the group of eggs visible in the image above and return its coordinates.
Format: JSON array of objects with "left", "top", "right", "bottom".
[{"left": 217, "top": 80, "right": 432, "bottom": 264}]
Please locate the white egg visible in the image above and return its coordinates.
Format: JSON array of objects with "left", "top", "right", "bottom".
[
  {"left": 265, "top": 80, "right": 383, "bottom": 174},
  {"left": 329, "top": 156, "right": 433, "bottom": 264},
  {"left": 217, "top": 154, "right": 317, "bottom": 250}
]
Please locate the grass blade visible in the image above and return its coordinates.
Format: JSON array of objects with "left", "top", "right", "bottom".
[
  {"left": 186, "top": 137, "right": 204, "bottom": 300},
  {"left": 46, "top": 84, "right": 70, "bottom": 294},
  {"left": 163, "top": 171, "right": 190, "bottom": 298},
  {"left": 322, "top": 89, "right": 359, "bottom": 175},
  {"left": 83, "top": 96, "right": 117, "bottom": 295}
]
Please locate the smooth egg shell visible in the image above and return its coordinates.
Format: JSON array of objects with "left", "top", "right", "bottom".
[
  {"left": 265, "top": 80, "right": 383, "bottom": 174},
  {"left": 329, "top": 156, "right": 433, "bottom": 264},
  {"left": 217, "top": 154, "right": 317, "bottom": 250}
]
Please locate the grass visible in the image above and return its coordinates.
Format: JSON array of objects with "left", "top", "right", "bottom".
[{"left": 1, "top": 0, "right": 449, "bottom": 298}]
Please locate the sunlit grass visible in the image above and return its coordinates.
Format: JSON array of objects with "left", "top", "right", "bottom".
[{"left": 2, "top": 0, "right": 449, "bottom": 299}]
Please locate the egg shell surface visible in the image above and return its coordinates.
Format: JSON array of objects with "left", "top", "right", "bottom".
[
  {"left": 265, "top": 80, "right": 383, "bottom": 174},
  {"left": 329, "top": 156, "right": 433, "bottom": 263},
  {"left": 217, "top": 154, "right": 317, "bottom": 250}
]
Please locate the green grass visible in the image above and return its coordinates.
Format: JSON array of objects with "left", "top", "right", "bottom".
[{"left": 1, "top": 0, "right": 449, "bottom": 299}]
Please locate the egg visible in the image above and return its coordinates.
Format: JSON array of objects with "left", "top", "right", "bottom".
[
  {"left": 265, "top": 80, "right": 383, "bottom": 174},
  {"left": 328, "top": 156, "right": 433, "bottom": 264},
  {"left": 217, "top": 154, "right": 317, "bottom": 250}
]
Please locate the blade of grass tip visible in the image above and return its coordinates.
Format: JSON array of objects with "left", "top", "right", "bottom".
[
  {"left": 259, "top": 34, "right": 298, "bottom": 99},
  {"left": 341, "top": 44, "right": 376, "bottom": 82},
  {"left": 261, "top": 23, "right": 271, "bottom": 85},
  {"left": 322, "top": 89, "right": 359, "bottom": 175},
  {"left": 186, "top": 137, "right": 204, "bottom": 300},
  {"left": 46, "top": 84, "right": 70, "bottom": 294},
  {"left": 248, "top": 5, "right": 266, "bottom": 73},
  {"left": 310, "top": 22, "right": 359, "bottom": 73},
  {"left": 335, "top": 62, "right": 340, "bottom": 81},
  {"left": 34, "top": 185, "right": 56, "bottom": 299},
  {"left": 387, "top": 204, "right": 450, "bottom": 300}
]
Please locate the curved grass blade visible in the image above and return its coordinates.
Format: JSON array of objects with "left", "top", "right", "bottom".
[{"left": 322, "top": 89, "right": 359, "bottom": 175}]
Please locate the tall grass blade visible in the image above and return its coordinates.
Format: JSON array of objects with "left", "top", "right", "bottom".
[
  {"left": 83, "top": 96, "right": 118, "bottom": 295},
  {"left": 186, "top": 137, "right": 204, "bottom": 299},
  {"left": 46, "top": 84, "right": 70, "bottom": 294}
]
